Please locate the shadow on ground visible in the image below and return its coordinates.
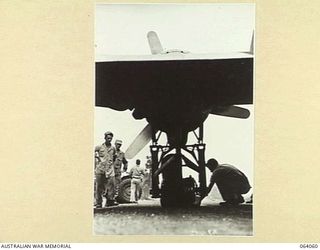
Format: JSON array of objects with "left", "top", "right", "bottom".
[{"left": 93, "top": 199, "right": 252, "bottom": 235}]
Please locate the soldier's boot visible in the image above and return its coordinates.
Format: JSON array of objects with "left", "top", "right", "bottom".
[
  {"left": 219, "top": 195, "right": 244, "bottom": 206},
  {"left": 106, "top": 200, "right": 119, "bottom": 207},
  {"left": 95, "top": 203, "right": 102, "bottom": 208}
]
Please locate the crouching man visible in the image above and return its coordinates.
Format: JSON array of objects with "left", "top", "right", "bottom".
[{"left": 206, "top": 158, "right": 251, "bottom": 206}]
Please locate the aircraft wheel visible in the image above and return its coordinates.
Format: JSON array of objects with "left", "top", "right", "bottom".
[
  {"left": 160, "top": 195, "right": 177, "bottom": 208},
  {"left": 160, "top": 180, "right": 196, "bottom": 208},
  {"left": 159, "top": 154, "right": 197, "bottom": 208},
  {"left": 160, "top": 185, "right": 180, "bottom": 208}
]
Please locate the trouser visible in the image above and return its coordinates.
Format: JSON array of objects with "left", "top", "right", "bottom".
[
  {"left": 104, "top": 176, "right": 116, "bottom": 202},
  {"left": 130, "top": 178, "right": 142, "bottom": 202},
  {"left": 114, "top": 174, "right": 121, "bottom": 197},
  {"left": 95, "top": 174, "right": 105, "bottom": 206},
  {"left": 93, "top": 177, "right": 97, "bottom": 205},
  {"left": 95, "top": 174, "right": 116, "bottom": 206},
  {"left": 216, "top": 181, "right": 251, "bottom": 202},
  {"left": 141, "top": 176, "right": 150, "bottom": 200}
]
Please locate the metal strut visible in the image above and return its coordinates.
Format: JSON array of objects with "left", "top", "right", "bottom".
[
  {"left": 150, "top": 124, "right": 207, "bottom": 200},
  {"left": 150, "top": 127, "right": 161, "bottom": 198},
  {"left": 197, "top": 124, "right": 207, "bottom": 198},
  {"left": 181, "top": 124, "right": 207, "bottom": 198}
]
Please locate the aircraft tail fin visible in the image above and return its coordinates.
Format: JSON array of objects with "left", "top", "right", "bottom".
[{"left": 147, "top": 31, "right": 163, "bottom": 54}]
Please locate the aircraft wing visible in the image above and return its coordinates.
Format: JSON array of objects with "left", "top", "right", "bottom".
[
  {"left": 96, "top": 52, "right": 252, "bottom": 62},
  {"left": 96, "top": 53, "right": 253, "bottom": 113}
]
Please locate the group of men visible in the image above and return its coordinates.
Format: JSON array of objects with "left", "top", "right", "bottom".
[
  {"left": 127, "top": 157, "right": 251, "bottom": 206},
  {"left": 94, "top": 131, "right": 152, "bottom": 208},
  {"left": 94, "top": 130, "right": 251, "bottom": 208},
  {"left": 94, "top": 131, "right": 128, "bottom": 208}
]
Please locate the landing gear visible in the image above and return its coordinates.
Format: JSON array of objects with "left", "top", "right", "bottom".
[
  {"left": 159, "top": 154, "right": 197, "bottom": 208},
  {"left": 150, "top": 125, "right": 207, "bottom": 208},
  {"left": 161, "top": 176, "right": 197, "bottom": 208}
]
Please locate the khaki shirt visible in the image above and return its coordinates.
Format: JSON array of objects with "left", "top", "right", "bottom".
[
  {"left": 95, "top": 159, "right": 115, "bottom": 177},
  {"left": 210, "top": 164, "right": 251, "bottom": 193},
  {"left": 95, "top": 143, "right": 115, "bottom": 176},
  {"left": 101, "top": 143, "right": 116, "bottom": 159},
  {"left": 129, "top": 165, "right": 145, "bottom": 180},
  {"left": 114, "top": 149, "right": 128, "bottom": 175}
]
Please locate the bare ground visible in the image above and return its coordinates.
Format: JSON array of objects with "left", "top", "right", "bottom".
[{"left": 93, "top": 198, "right": 252, "bottom": 235}]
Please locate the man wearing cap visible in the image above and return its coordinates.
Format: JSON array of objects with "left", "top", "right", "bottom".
[
  {"left": 206, "top": 158, "right": 251, "bottom": 206},
  {"left": 113, "top": 139, "right": 128, "bottom": 198},
  {"left": 101, "top": 131, "right": 116, "bottom": 158},
  {"left": 94, "top": 131, "right": 118, "bottom": 208}
]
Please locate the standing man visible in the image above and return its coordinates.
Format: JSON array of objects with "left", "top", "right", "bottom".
[
  {"left": 206, "top": 158, "right": 251, "bottom": 206},
  {"left": 113, "top": 139, "right": 128, "bottom": 198},
  {"left": 129, "top": 159, "right": 145, "bottom": 203},
  {"left": 93, "top": 145, "right": 101, "bottom": 206},
  {"left": 94, "top": 131, "right": 118, "bottom": 208},
  {"left": 141, "top": 156, "right": 152, "bottom": 200},
  {"left": 101, "top": 131, "right": 116, "bottom": 160}
]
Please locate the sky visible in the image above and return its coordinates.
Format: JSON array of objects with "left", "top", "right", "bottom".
[{"left": 94, "top": 4, "right": 255, "bottom": 190}]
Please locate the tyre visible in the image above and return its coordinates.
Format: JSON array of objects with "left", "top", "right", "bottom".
[
  {"left": 160, "top": 154, "right": 197, "bottom": 208},
  {"left": 116, "top": 178, "right": 131, "bottom": 203},
  {"left": 116, "top": 178, "right": 142, "bottom": 203},
  {"left": 160, "top": 154, "right": 196, "bottom": 208},
  {"left": 160, "top": 176, "right": 196, "bottom": 208},
  {"left": 160, "top": 154, "right": 181, "bottom": 208}
]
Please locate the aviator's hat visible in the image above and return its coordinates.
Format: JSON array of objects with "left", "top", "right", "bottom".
[
  {"left": 115, "top": 139, "right": 123, "bottom": 144},
  {"left": 104, "top": 131, "right": 114, "bottom": 137}
]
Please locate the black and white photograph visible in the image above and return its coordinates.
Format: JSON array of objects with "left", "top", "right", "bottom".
[{"left": 94, "top": 3, "right": 254, "bottom": 235}]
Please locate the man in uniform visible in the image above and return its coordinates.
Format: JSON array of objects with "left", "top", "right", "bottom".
[
  {"left": 129, "top": 159, "right": 145, "bottom": 203},
  {"left": 94, "top": 131, "right": 118, "bottom": 208},
  {"left": 101, "top": 131, "right": 116, "bottom": 159},
  {"left": 206, "top": 158, "right": 251, "bottom": 206},
  {"left": 141, "top": 156, "right": 152, "bottom": 200},
  {"left": 113, "top": 139, "right": 128, "bottom": 198}
]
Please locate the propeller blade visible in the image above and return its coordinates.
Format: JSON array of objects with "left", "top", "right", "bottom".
[
  {"left": 210, "top": 105, "right": 250, "bottom": 119},
  {"left": 125, "top": 124, "right": 153, "bottom": 159},
  {"left": 147, "top": 31, "right": 163, "bottom": 54},
  {"left": 250, "top": 31, "right": 254, "bottom": 55}
]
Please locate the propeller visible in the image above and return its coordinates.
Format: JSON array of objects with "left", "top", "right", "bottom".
[
  {"left": 125, "top": 124, "right": 153, "bottom": 159},
  {"left": 210, "top": 105, "right": 250, "bottom": 119},
  {"left": 147, "top": 31, "right": 163, "bottom": 54}
]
